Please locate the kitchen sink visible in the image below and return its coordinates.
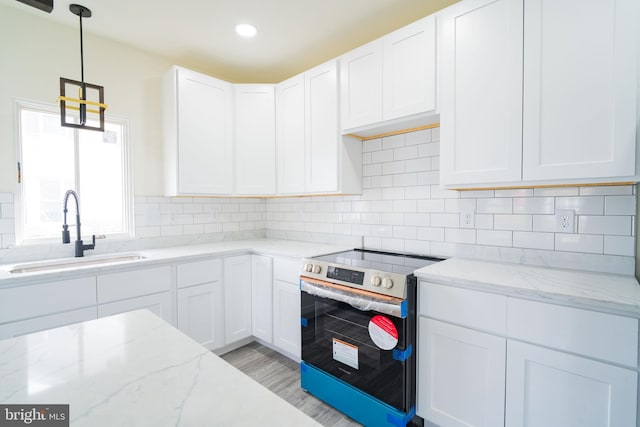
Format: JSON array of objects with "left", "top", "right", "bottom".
[{"left": 7, "top": 253, "right": 147, "bottom": 274}]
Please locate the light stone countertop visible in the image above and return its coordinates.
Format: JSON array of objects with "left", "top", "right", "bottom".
[
  {"left": 0, "top": 309, "right": 321, "bottom": 427},
  {"left": 415, "top": 258, "right": 640, "bottom": 318},
  {"left": 0, "top": 239, "right": 350, "bottom": 288}
]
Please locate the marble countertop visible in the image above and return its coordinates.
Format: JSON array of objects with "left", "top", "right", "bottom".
[
  {"left": 0, "top": 309, "right": 321, "bottom": 427},
  {"left": 415, "top": 258, "right": 640, "bottom": 318},
  {"left": 0, "top": 239, "right": 350, "bottom": 287}
]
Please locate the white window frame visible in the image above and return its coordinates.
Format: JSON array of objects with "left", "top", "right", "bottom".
[{"left": 13, "top": 98, "right": 134, "bottom": 245}]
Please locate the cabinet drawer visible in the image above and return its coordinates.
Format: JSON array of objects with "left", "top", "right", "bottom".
[
  {"left": 507, "top": 298, "right": 638, "bottom": 367},
  {"left": 177, "top": 258, "right": 221, "bottom": 288},
  {"left": 0, "top": 307, "right": 97, "bottom": 340},
  {"left": 0, "top": 277, "right": 96, "bottom": 324},
  {"left": 97, "top": 266, "right": 171, "bottom": 303},
  {"left": 274, "top": 257, "right": 301, "bottom": 284},
  {"left": 419, "top": 282, "right": 507, "bottom": 335}
]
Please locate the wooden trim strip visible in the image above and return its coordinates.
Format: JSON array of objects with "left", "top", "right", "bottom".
[
  {"left": 346, "top": 123, "right": 440, "bottom": 141},
  {"left": 455, "top": 181, "right": 635, "bottom": 191},
  {"left": 301, "top": 276, "right": 404, "bottom": 304}
]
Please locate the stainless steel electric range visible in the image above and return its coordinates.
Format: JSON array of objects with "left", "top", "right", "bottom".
[{"left": 299, "top": 248, "right": 444, "bottom": 427}]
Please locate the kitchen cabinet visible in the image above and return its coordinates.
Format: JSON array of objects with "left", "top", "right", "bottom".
[
  {"left": 439, "top": 0, "right": 523, "bottom": 186},
  {"left": 272, "top": 257, "right": 302, "bottom": 359},
  {"left": 176, "top": 258, "right": 224, "bottom": 350},
  {"left": 306, "top": 59, "right": 362, "bottom": 194},
  {"left": 340, "top": 15, "right": 437, "bottom": 135},
  {"left": 163, "top": 66, "right": 233, "bottom": 196},
  {"left": 97, "top": 266, "right": 174, "bottom": 324},
  {"left": 251, "top": 254, "right": 273, "bottom": 343},
  {"left": 440, "top": 0, "right": 639, "bottom": 188},
  {"left": 417, "top": 280, "right": 639, "bottom": 427},
  {"left": 275, "top": 74, "right": 306, "bottom": 194},
  {"left": 223, "top": 255, "right": 252, "bottom": 344},
  {"left": 276, "top": 60, "right": 362, "bottom": 195},
  {"left": 0, "top": 307, "right": 96, "bottom": 340},
  {"left": 234, "top": 84, "right": 277, "bottom": 195},
  {"left": 506, "top": 340, "right": 637, "bottom": 427}
]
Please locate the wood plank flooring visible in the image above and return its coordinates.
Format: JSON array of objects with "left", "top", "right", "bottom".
[{"left": 221, "top": 342, "right": 362, "bottom": 427}]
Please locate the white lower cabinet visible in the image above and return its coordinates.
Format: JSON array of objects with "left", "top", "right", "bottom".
[
  {"left": 418, "top": 318, "right": 505, "bottom": 427},
  {"left": 177, "top": 282, "right": 224, "bottom": 350},
  {"left": 505, "top": 340, "right": 637, "bottom": 427},
  {"left": 418, "top": 281, "right": 639, "bottom": 427},
  {"left": 251, "top": 255, "right": 273, "bottom": 343},
  {"left": 0, "top": 307, "right": 97, "bottom": 340},
  {"left": 272, "top": 279, "right": 301, "bottom": 359},
  {"left": 223, "top": 255, "right": 252, "bottom": 344},
  {"left": 98, "top": 292, "right": 173, "bottom": 324}
]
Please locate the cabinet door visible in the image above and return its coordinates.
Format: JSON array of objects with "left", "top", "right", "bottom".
[
  {"left": 276, "top": 75, "right": 306, "bottom": 194},
  {"left": 177, "top": 282, "right": 224, "bottom": 350},
  {"left": 251, "top": 255, "right": 273, "bottom": 343},
  {"left": 0, "top": 307, "right": 97, "bottom": 340},
  {"left": 506, "top": 340, "right": 637, "bottom": 427},
  {"left": 98, "top": 292, "right": 173, "bottom": 324},
  {"left": 383, "top": 15, "right": 436, "bottom": 121},
  {"left": 340, "top": 40, "right": 383, "bottom": 130},
  {"left": 522, "top": 0, "right": 639, "bottom": 181},
  {"left": 305, "top": 60, "right": 339, "bottom": 193},
  {"left": 234, "top": 84, "right": 276, "bottom": 195},
  {"left": 174, "top": 67, "right": 233, "bottom": 195},
  {"left": 439, "top": 0, "right": 523, "bottom": 186},
  {"left": 223, "top": 255, "right": 252, "bottom": 344},
  {"left": 417, "top": 318, "right": 506, "bottom": 427},
  {"left": 272, "top": 279, "right": 301, "bottom": 360}
]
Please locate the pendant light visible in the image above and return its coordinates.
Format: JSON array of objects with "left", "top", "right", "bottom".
[{"left": 58, "top": 4, "right": 108, "bottom": 132}]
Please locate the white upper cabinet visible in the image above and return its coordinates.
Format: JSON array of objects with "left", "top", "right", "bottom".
[
  {"left": 163, "top": 66, "right": 233, "bottom": 196},
  {"left": 276, "top": 75, "right": 306, "bottom": 194},
  {"left": 439, "top": 0, "right": 524, "bottom": 186},
  {"left": 340, "top": 15, "right": 437, "bottom": 135},
  {"left": 440, "top": 0, "right": 640, "bottom": 188},
  {"left": 522, "top": 0, "right": 639, "bottom": 181},
  {"left": 383, "top": 15, "right": 437, "bottom": 121},
  {"left": 340, "top": 40, "right": 383, "bottom": 130},
  {"left": 234, "top": 84, "right": 276, "bottom": 195}
]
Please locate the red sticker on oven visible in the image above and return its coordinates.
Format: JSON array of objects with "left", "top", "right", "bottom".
[{"left": 368, "top": 315, "right": 398, "bottom": 350}]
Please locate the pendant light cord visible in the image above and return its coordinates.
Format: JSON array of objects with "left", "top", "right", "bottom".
[{"left": 79, "top": 12, "right": 84, "bottom": 86}]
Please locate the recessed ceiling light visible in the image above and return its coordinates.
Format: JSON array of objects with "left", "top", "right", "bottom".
[{"left": 235, "top": 24, "right": 257, "bottom": 38}]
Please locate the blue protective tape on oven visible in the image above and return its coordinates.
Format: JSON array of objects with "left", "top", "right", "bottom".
[
  {"left": 400, "top": 300, "right": 408, "bottom": 318},
  {"left": 386, "top": 406, "right": 416, "bottom": 427},
  {"left": 300, "top": 361, "right": 413, "bottom": 427},
  {"left": 392, "top": 345, "right": 412, "bottom": 362},
  {"left": 301, "top": 317, "right": 308, "bottom": 327}
]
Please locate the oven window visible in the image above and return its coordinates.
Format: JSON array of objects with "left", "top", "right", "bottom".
[{"left": 301, "top": 290, "right": 408, "bottom": 411}]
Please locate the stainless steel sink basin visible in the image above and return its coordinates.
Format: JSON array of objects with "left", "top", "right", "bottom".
[{"left": 7, "top": 254, "right": 147, "bottom": 274}]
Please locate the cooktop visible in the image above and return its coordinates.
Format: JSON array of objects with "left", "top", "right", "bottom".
[{"left": 312, "top": 248, "right": 444, "bottom": 276}]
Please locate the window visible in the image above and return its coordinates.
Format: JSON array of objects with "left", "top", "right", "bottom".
[{"left": 15, "top": 100, "right": 132, "bottom": 244}]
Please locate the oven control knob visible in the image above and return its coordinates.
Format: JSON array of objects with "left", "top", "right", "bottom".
[
  {"left": 312, "top": 265, "right": 322, "bottom": 274},
  {"left": 304, "top": 263, "right": 313, "bottom": 273},
  {"left": 371, "top": 276, "right": 382, "bottom": 287},
  {"left": 382, "top": 278, "right": 394, "bottom": 289}
]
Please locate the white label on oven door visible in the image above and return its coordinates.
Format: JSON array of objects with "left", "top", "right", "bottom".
[{"left": 333, "top": 338, "right": 359, "bottom": 370}]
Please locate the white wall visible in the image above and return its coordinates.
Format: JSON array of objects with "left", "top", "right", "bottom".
[{"left": 0, "top": 4, "right": 172, "bottom": 195}]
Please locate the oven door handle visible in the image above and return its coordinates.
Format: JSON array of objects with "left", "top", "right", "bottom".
[{"left": 300, "top": 279, "right": 406, "bottom": 318}]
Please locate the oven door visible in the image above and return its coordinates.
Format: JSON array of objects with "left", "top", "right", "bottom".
[{"left": 300, "top": 278, "right": 412, "bottom": 412}]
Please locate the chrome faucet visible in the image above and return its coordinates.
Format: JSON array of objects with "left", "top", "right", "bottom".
[{"left": 62, "top": 189, "right": 95, "bottom": 257}]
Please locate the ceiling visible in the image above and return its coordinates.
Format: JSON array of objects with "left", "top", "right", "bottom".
[{"left": 2, "top": 0, "right": 460, "bottom": 83}]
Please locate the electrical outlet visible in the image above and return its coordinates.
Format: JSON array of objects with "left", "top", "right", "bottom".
[
  {"left": 460, "top": 210, "right": 475, "bottom": 228},
  {"left": 555, "top": 209, "right": 575, "bottom": 233}
]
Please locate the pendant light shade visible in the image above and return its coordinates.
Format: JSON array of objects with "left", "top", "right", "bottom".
[{"left": 58, "top": 4, "right": 108, "bottom": 132}]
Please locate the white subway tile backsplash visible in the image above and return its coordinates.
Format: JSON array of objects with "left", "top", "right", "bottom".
[
  {"left": 393, "top": 200, "right": 417, "bottom": 213},
  {"left": 393, "top": 226, "right": 417, "bottom": 240},
  {"left": 604, "top": 236, "right": 635, "bottom": 256},
  {"left": 532, "top": 215, "right": 556, "bottom": 232},
  {"left": 362, "top": 153, "right": 372, "bottom": 165},
  {"left": 555, "top": 196, "right": 604, "bottom": 215},
  {"left": 405, "top": 158, "right": 431, "bottom": 173},
  {"left": 431, "top": 213, "right": 460, "bottom": 228},
  {"left": 534, "top": 187, "right": 580, "bottom": 197},
  {"left": 405, "top": 129, "right": 431, "bottom": 145},
  {"left": 405, "top": 186, "right": 431, "bottom": 200},
  {"left": 604, "top": 195, "right": 636, "bottom": 215},
  {"left": 445, "top": 198, "right": 476, "bottom": 213},
  {"left": 430, "top": 185, "right": 459, "bottom": 199},
  {"left": 445, "top": 228, "right": 476, "bottom": 244},
  {"left": 430, "top": 156, "right": 440, "bottom": 171},
  {"left": 1, "top": 203, "right": 15, "bottom": 219},
  {"left": 431, "top": 127, "right": 440, "bottom": 141},
  {"left": 382, "top": 135, "right": 405, "bottom": 150},
  {"left": 555, "top": 234, "right": 603, "bottom": 254},
  {"left": 372, "top": 150, "right": 394, "bottom": 164},
  {"left": 578, "top": 216, "right": 632, "bottom": 236},
  {"left": 579, "top": 185, "right": 633, "bottom": 196},
  {"left": 362, "top": 139, "right": 382, "bottom": 152},
  {"left": 495, "top": 189, "right": 534, "bottom": 198},
  {"left": 372, "top": 175, "right": 395, "bottom": 188},
  {"left": 477, "top": 229, "right": 512, "bottom": 247},
  {"left": 477, "top": 198, "right": 512, "bottom": 214},
  {"left": 460, "top": 190, "right": 495, "bottom": 198},
  {"left": 513, "top": 197, "right": 554, "bottom": 214},
  {"left": 404, "top": 239, "right": 430, "bottom": 254},
  {"left": 394, "top": 145, "right": 418, "bottom": 161},
  {"left": 418, "top": 142, "right": 439, "bottom": 158},
  {"left": 417, "top": 227, "right": 445, "bottom": 242},
  {"left": 381, "top": 213, "right": 404, "bottom": 225},
  {"left": 494, "top": 214, "right": 532, "bottom": 231},
  {"left": 392, "top": 173, "right": 418, "bottom": 187},
  {"left": 383, "top": 161, "right": 405, "bottom": 175},
  {"left": 404, "top": 213, "right": 430, "bottom": 227},
  {"left": 372, "top": 225, "right": 393, "bottom": 238},
  {"left": 363, "top": 164, "right": 382, "bottom": 177},
  {"left": 475, "top": 214, "right": 493, "bottom": 229},
  {"left": 417, "top": 171, "right": 439, "bottom": 185},
  {"left": 513, "top": 231, "right": 554, "bottom": 250},
  {"left": 417, "top": 199, "right": 445, "bottom": 213}
]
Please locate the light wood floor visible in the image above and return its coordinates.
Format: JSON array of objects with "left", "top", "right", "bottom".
[{"left": 221, "top": 342, "right": 362, "bottom": 427}]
